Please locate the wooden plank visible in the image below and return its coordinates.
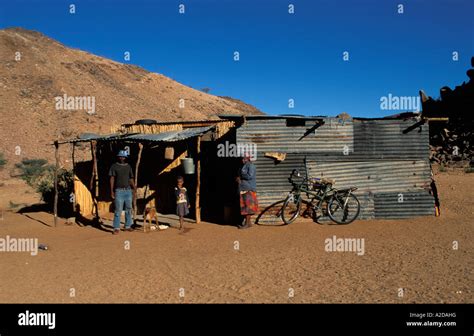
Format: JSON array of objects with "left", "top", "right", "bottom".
[{"left": 423, "top": 117, "right": 449, "bottom": 121}]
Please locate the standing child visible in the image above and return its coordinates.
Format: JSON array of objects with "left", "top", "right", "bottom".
[{"left": 175, "top": 176, "right": 190, "bottom": 231}]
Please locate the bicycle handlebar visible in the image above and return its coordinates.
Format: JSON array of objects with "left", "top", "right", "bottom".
[
  {"left": 290, "top": 169, "right": 301, "bottom": 178},
  {"left": 289, "top": 169, "right": 313, "bottom": 187},
  {"left": 288, "top": 169, "right": 326, "bottom": 189}
]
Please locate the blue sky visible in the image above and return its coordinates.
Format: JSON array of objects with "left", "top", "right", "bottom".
[{"left": 1, "top": 0, "right": 473, "bottom": 117}]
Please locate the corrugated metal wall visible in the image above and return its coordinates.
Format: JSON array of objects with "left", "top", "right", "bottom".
[
  {"left": 237, "top": 117, "right": 435, "bottom": 220},
  {"left": 306, "top": 160, "right": 431, "bottom": 193},
  {"left": 352, "top": 119, "right": 430, "bottom": 160},
  {"left": 374, "top": 192, "right": 435, "bottom": 218},
  {"left": 253, "top": 154, "right": 306, "bottom": 208},
  {"left": 237, "top": 118, "right": 354, "bottom": 154}
]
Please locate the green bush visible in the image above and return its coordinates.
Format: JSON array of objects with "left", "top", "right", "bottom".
[
  {"left": 0, "top": 152, "right": 6, "bottom": 168},
  {"left": 15, "top": 158, "right": 53, "bottom": 186},
  {"left": 36, "top": 168, "right": 74, "bottom": 207},
  {"left": 15, "top": 158, "right": 74, "bottom": 214}
]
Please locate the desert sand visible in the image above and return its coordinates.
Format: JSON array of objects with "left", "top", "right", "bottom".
[{"left": 0, "top": 172, "right": 472, "bottom": 303}]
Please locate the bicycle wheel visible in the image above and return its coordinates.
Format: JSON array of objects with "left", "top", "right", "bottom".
[
  {"left": 327, "top": 193, "right": 360, "bottom": 224},
  {"left": 281, "top": 192, "right": 302, "bottom": 225},
  {"left": 255, "top": 200, "right": 286, "bottom": 226}
]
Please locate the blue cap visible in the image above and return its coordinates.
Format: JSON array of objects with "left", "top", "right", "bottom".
[{"left": 117, "top": 150, "right": 129, "bottom": 157}]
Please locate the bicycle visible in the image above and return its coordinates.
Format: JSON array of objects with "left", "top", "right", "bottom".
[{"left": 281, "top": 169, "right": 360, "bottom": 225}]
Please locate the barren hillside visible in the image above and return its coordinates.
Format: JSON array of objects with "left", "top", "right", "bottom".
[{"left": 0, "top": 27, "right": 263, "bottom": 168}]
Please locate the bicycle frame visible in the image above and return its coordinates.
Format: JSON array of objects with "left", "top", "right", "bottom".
[{"left": 288, "top": 173, "right": 336, "bottom": 211}]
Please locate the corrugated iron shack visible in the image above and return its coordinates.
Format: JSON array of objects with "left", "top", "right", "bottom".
[{"left": 223, "top": 114, "right": 435, "bottom": 221}]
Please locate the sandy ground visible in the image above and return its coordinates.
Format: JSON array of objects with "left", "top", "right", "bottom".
[{"left": 0, "top": 172, "right": 472, "bottom": 303}]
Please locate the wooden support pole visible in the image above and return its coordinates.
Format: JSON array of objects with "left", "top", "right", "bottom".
[
  {"left": 91, "top": 141, "right": 99, "bottom": 219},
  {"left": 71, "top": 143, "right": 76, "bottom": 216},
  {"left": 53, "top": 141, "right": 59, "bottom": 227},
  {"left": 134, "top": 143, "right": 144, "bottom": 223},
  {"left": 195, "top": 136, "right": 201, "bottom": 224},
  {"left": 89, "top": 142, "right": 95, "bottom": 190},
  {"left": 93, "top": 144, "right": 99, "bottom": 199}
]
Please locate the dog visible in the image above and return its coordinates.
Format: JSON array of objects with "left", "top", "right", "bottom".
[{"left": 143, "top": 206, "right": 159, "bottom": 233}]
